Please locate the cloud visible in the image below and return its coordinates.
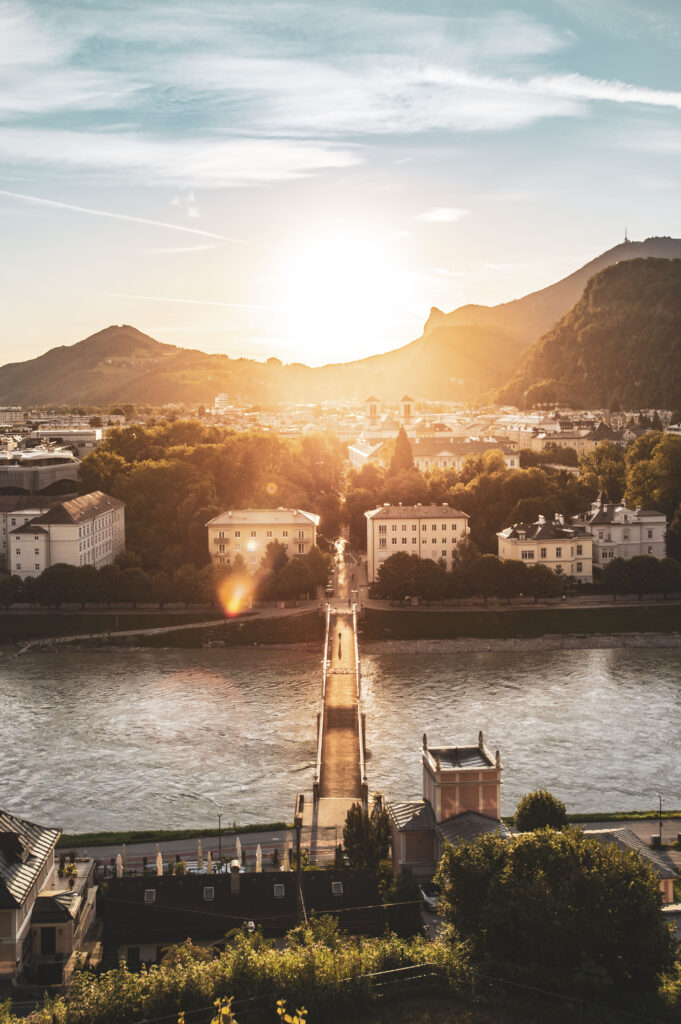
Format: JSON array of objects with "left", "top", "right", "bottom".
[
  {"left": 0, "top": 188, "right": 256, "bottom": 243},
  {"left": 531, "top": 72, "right": 681, "bottom": 110},
  {"left": 0, "top": 128, "right": 361, "bottom": 186},
  {"left": 416, "top": 208, "right": 471, "bottom": 223}
]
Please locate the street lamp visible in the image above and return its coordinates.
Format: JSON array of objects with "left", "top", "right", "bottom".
[
  {"left": 657, "top": 793, "right": 662, "bottom": 842},
  {"left": 217, "top": 813, "right": 223, "bottom": 866}
]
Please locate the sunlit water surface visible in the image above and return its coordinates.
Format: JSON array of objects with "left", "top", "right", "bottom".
[{"left": 0, "top": 646, "right": 679, "bottom": 831}]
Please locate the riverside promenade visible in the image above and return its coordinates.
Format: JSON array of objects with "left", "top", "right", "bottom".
[{"left": 299, "top": 551, "right": 368, "bottom": 863}]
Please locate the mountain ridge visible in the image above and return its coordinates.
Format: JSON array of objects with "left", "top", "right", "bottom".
[{"left": 2, "top": 237, "right": 681, "bottom": 406}]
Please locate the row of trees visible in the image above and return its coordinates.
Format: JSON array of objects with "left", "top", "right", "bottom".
[{"left": 0, "top": 544, "right": 331, "bottom": 609}]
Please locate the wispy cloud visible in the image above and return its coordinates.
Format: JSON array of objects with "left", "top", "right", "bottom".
[
  {"left": 532, "top": 72, "right": 681, "bottom": 110},
  {"left": 96, "top": 290, "right": 285, "bottom": 312},
  {"left": 0, "top": 188, "right": 256, "bottom": 243},
  {"left": 416, "top": 208, "right": 471, "bottom": 223}
]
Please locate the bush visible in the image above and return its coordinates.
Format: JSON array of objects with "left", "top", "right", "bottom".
[{"left": 514, "top": 789, "right": 567, "bottom": 831}]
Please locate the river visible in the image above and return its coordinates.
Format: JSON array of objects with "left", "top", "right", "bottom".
[{"left": 0, "top": 645, "right": 679, "bottom": 832}]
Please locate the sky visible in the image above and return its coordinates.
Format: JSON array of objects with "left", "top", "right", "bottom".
[{"left": 2, "top": 0, "right": 681, "bottom": 367}]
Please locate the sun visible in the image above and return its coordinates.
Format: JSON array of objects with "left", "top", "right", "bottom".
[{"left": 281, "top": 232, "right": 406, "bottom": 364}]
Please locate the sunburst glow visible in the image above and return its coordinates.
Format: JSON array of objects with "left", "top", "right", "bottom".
[
  {"left": 282, "top": 232, "right": 408, "bottom": 363},
  {"left": 218, "top": 574, "right": 253, "bottom": 618}
]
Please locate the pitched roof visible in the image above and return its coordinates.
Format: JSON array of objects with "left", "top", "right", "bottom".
[
  {"left": 365, "top": 503, "right": 469, "bottom": 521},
  {"left": 9, "top": 523, "right": 48, "bottom": 535},
  {"left": 387, "top": 801, "right": 437, "bottom": 833},
  {"left": 498, "top": 517, "right": 587, "bottom": 541},
  {"left": 437, "top": 811, "right": 511, "bottom": 847},
  {"left": 582, "top": 828, "right": 678, "bottom": 879},
  {"left": 425, "top": 746, "right": 493, "bottom": 770},
  {"left": 0, "top": 809, "right": 61, "bottom": 909},
  {"left": 32, "top": 491, "right": 124, "bottom": 526},
  {"left": 205, "top": 508, "right": 320, "bottom": 528}
]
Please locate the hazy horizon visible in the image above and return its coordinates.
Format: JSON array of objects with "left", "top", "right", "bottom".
[{"left": 2, "top": 0, "right": 681, "bottom": 367}]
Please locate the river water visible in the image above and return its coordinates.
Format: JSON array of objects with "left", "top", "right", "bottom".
[{"left": 1, "top": 645, "right": 679, "bottom": 832}]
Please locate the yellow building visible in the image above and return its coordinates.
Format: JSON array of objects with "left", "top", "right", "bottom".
[
  {"left": 205, "top": 507, "right": 320, "bottom": 571},
  {"left": 497, "top": 514, "right": 593, "bottom": 582}
]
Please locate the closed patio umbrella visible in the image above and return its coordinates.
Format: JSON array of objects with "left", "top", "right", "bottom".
[
  {"left": 197, "top": 839, "right": 203, "bottom": 871},
  {"left": 115, "top": 853, "right": 123, "bottom": 878},
  {"left": 255, "top": 844, "right": 262, "bottom": 873},
  {"left": 235, "top": 836, "right": 242, "bottom": 864},
  {"left": 156, "top": 850, "right": 163, "bottom": 876},
  {"left": 206, "top": 851, "right": 213, "bottom": 874}
]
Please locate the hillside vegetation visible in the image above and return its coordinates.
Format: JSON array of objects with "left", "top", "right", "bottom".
[{"left": 498, "top": 258, "right": 681, "bottom": 409}]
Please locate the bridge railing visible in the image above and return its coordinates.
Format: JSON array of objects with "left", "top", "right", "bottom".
[
  {"left": 313, "top": 603, "right": 331, "bottom": 800},
  {"left": 353, "top": 604, "right": 368, "bottom": 804}
]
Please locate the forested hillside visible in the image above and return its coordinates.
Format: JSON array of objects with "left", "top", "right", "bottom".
[{"left": 497, "top": 258, "right": 681, "bottom": 409}]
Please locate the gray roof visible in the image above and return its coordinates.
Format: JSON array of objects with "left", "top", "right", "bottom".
[
  {"left": 0, "top": 809, "right": 61, "bottom": 908},
  {"left": 32, "top": 490, "right": 124, "bottom": 526},
  {"left": 366, "top": 503, "right": 469, "bottom": 520},
  {"left": 387, "top": 801, "right": 437, "bottom": 833},
  {"left": 411, "top": 439, "right": 514, "bottom": 458},
  {"left": 437, "top": 811, "right": 511, "bottom": 847},
  {"left": 583, "top": 828, "right": 678, "bottom": 879},
  {"left": 427, "top": 745, "right": 492, "bottom": 770}
]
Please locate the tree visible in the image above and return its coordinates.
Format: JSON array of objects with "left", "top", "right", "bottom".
[
  {"left": 273, "top": 559, "right": 316, "bottom": 600},
  {"left": 514, "top": 789, "right": 567, "bottom": 831},
  {"left": 389, "top": 427, "right": 414, "bottom": 475},
  {"left": 260, "top": 540, "right": 288, "bottom": 575},
  {"left": 659, "top": 556, "right": 681, "bottom": 598},
  {"left": 35, "top": 563, "right": 80, "bottom": 608},
  {"left": 601, "top": 557, "right": 631, "bottom": 601},
  {"left": 474, "top": 554, "right": 504, "bottom": 605},
  {"left": 173, "top": 564, "right": 202, "bottom": 606},
  {"left": 78, "top": 450, "right": 128, "bottom": 495},
  {"left": 628, "top": 555, "right": 660, "bottom": 600},
  {"left": 120, "top": 567, "right": 150, "bottom": 608},
  {"left": 435, "top": 828, "right": 675, "bottom": 995},
  {"left": 0, "top": 574, "right": 22, "bottom": 609},
  {"left": 498, "top": 559, "right": 527, "bottom": 603},
  {"left": 342, "top": 800, "right": 390, "bottom": 873},
  {"left": 88, "top": 415, "right": 103, "bottom": 428},
  {"left": 667, "top": 502, "right": 681, "bottom": 561},
  {"left": 376, "top": 551, "right": 419, "bottom": 601},
  {"left": 524, "top": 563, "right": 562, "bottom": 602},
  {"left": 579, "top": 441, "right": 626, "bottom": 502}
]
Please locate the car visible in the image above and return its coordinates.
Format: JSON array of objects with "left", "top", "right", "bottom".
[{"left": 419, "top": 880, "right": 440, "bottom": 913}]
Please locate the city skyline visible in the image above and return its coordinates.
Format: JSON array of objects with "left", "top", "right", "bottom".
[{"left": 2, "top": 0, "right": 681, "bottom": 365}]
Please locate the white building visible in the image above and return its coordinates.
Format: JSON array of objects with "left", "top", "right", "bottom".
[
  {"left": 0, "top": 407, "right": 23, "bottom": 425},
  {"left": 572, "top": 493, "right": 667, "bottom": 567},
  {"left": 365, "top": 503, "right": 470, "bottom": 582},
  {"left": 205, "top": 507, "right": 320, "bottom": 572},
  {"left": 497, "top": 515, "right": 593, "bottom": 582},
  {"left": 411, "top": 437, "right": 518, "bottom": 472},
  {"left": 29, "top": 428, "right": 102, "bottom": 453},
  {"left": 8, "top": 491, "right": 125, "bottom": 579},
  {"left": 0, "top": 501, "right": 50, "bottom": 569}
]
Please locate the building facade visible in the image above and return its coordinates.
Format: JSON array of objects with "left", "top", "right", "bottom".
[
  {"left": 0, "top": 499, "right": 51, "bottom": 569},
  {"left": 0, "top": 809, "right": 98, "bottom": 986},
  {"left": 365, "top": 503, "right": 470, "bottom": 583},
  {"left": 388, "top": 733, "right": 509, "bottom": 878},
  {"left": 0, "top": 448, "right": 80, "bottom": 494},
  {"left": 8, "top": 491, "right": 125, "bottom": 579},
  {"left": 411, "top": 437, "right": 518, "bottom": 472},
  {"left": 205, "top": 508, "right": 320, "bottom": 571},
  {"left": 29, "top": 428, "right": 102, "bottom": 453},
  {"left": 0, "top": 408, "right": 23, "bottom": 425},
  {"left": 573, "top": 494, "right": 667, "bottom": 567},
  {"left": 497, "top": 515, "right": 593, "bottom": 582}
]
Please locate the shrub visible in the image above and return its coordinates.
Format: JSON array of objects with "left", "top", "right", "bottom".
[{"left": 514, "top": 789, "right": 567, "bottom": 831}]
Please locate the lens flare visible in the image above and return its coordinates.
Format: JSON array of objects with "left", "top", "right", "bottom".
[
  {"left": 218, "top": 574, "right": 253, "bottom": 618},
  {"left": 266, "top": 481, "right": 278, "bottom": 495}
]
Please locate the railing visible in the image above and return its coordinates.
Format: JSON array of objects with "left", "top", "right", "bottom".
[
  {"left": 353, "top": 604, "right": 368, "bottom": 802},
  {"left": 313, "top": 603, "right": 331, "bottom": 798}
]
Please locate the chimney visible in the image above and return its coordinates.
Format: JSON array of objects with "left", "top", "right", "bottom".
[
  {"left": 478, "top": 730, "right": 484, "bottom": 748},
  {"left": 230, "top": 859, "right": 241, "bottom": 893}
]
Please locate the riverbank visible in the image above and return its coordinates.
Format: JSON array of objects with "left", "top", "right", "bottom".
[{"left": 359, "top": 604, "right": 681, "bottom": 642}]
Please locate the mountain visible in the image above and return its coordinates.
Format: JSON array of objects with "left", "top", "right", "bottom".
[
  {"left": 496, "top": 257, "right": 681, "bottom": 409},
  {"left": 3, "top": 237, "right": 681, "bottom": 406}
]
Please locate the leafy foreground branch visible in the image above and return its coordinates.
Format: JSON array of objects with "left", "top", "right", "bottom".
[{"left": 2, "top": 914, "right": 681, "bottom": 1024}]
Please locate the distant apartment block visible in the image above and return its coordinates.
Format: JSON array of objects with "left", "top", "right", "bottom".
[
  {"left": 213, "top": 393, "right": 231, "bottom": 413},
  {"left": 0, "top": 407, "right": 23, "bottom": 425},
  {"left": 411, "top": 437, "right": 518, "bottom": 472},
  {"left": 29, "top": 428, "right": 102, "bottom": 453},
  {"left": 497, "top": 514, "right": 593, "bottom": 582},
  {"left": 0, "top": 448, "right": 80, "bottom": 494},
  {"left": 365, "top": 503, "right": 470, "bottom": 583},
  {"left": 205, "top": 507, "right": 320, "bottom": 571},
  {"left": 573, "top": 493, "right": 667, "bottom": 567},
  {"left": 8, "top": 491, "right": 125, "bottom": 579}
]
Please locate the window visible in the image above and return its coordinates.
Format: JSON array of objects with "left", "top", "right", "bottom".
[
  {"left": 540, "top": 547, "right": 547, "bottom": 559},
  {"left": 15, "top": 548, "right": 20, "bottom": 555},
  {"left": 218, "top": 530, "right": 225, "bottom": 538},
  {"left": 648, "top": 546, "right": 654, "bottom": 554},
  {"left": 401, "top": 537, "right": 407, "bottom": 545},
  {"left": 298, "top": 543, "right": 305, "bottom": 554},
  {"left": 378, "top": 525, "right": 386, "bottom": 535},
  {"left": 144, "top": 889, "right": 156, "bottom": 903},
  {"left": 622, "top": 530, "right": 629, "bottom": 541},
  {"left": 442, "top": 550, "right": 447, "bottom": 557},
  {"left": 298, "top": 530, "right": 305, "bottom": 539},
  {"left": 34, "top": 564, "right": 39, "bottom": 571},
  {"left": 421, "top": 524, "right": 426, "bottom": 531},
  {"left": 412, "top": 524, "right": 417, "bottom": 531},
  {"left": 402, "top": 524, "right": 407, "bottom": 532},
  {"left": 576, "top": 544, "right": 582, "bottom": 555},
  {"left": 379, "top": 538, "right": 386, "bottom": 549},
  {"left": 273, "top": 883, "right": 285, "bottom": 898},
  {"left": 441, "top": 524, "right": 446, "bottom": 532},
  {"left": 598, "top": 531, "right": 604, "bottom": 540},
  {"left": 576, "top": 562, "right": 583, "bottom": 573},
  {"left": 235, "top": 530, "right": 241, "bottom": 538},
  {"left": 392, "top": 524, "right": 397, "bottom": 532},
  {"left": 555, "top": 547, "right": 562, "bottom": 558},
  {"left": 431, "top": 524, "right": 437, "bottom": 531},
  {"left": 218, "top": 545, "right": 225, "bottom": 553},
  {"left": 203, "top": 887, "right": 215, "bottom": 901},
  {"left": 521, "top": 550, "right": 535, "bottom": 560},
  {"left": 266, "top": 530, "right": 272, "bottom": 538},
  {"left": 331, "top": 881, "right": 343, "bottom": 895},
  {"left": 452, "top": 523, "right": 457, "bottom": 531},
  {"left": 250, "top": 530, "right": 257, "bottom": 538},
  {"left": 391, "top": 537, "right": 397, "bottom": 545},
  {"left": 412, "top": 537, "right": 417, "bottom": 544},
  {"left": 235, "top": 543, "right": 241, "bottom": 551},
  {"left": 282, "top": 530, "right": 288, "bottom": 538},
  {"left": 648, "top": 529, "right": 653, "bottom": 539}
]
